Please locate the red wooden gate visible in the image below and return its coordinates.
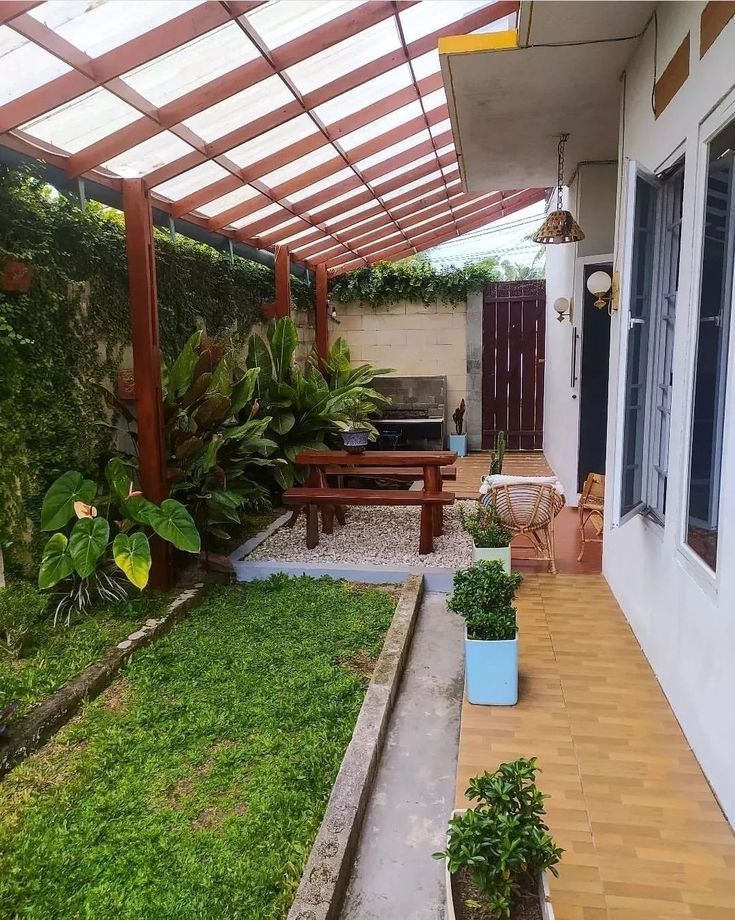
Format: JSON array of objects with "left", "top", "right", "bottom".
[{"left": 481, "top": 281, "right": 545, "bottom": 450}]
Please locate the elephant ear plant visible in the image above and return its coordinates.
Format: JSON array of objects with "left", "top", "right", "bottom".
[
  {"left": 38, "top": 461, "right": 200, "bottom": 623},
  {"left": 436, "top": 757, "right": 563, "bottom": 919}
]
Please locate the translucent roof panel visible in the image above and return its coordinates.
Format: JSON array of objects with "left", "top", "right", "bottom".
[
  {"left": 245, "top": 1, "right": 366, "bottom": 51},
  {"left": 0, "top": 29, "right": 71, "bottom": 106},
  {"left": 121, "top": 23, "right": 261, "bottom": 109},
  {"left": 313, "top": 65, "right": 413, "bottom": 126},
  {"left": 285, "top": 19, "right": 400, "bottom": 95},
  {"left": 28, "top": 1, "right": 205, "bottom": 58},
  {"left": 21, "top": 88, "right": 140, "bottom": 153},
  {"left": 397, "top": 1, "right": 493, "bottom": 44},
  {"left": 226, "top": 114, "right": 320, "bottom": 171},
  {"left": 103, "top": 132, "right": 195, "bottom": 179},
  {"left": 152, "top": 162, "right": 232, "bottom": 199},
  {"left": 197, "top": 185, "right": 262, "bottom": 218},
  {"left": 182, "top": 76, "right": 297, "bottom": 144},
  {"left": 0, "top": 0, "right": 537, "bottom": 273}
]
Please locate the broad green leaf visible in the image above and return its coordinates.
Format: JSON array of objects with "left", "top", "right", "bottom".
[
  {"left": 69, "top": 517, "right": 110, "bottom": 578},
  {"left": 105, "top": 457, "right": 135, "bottom": 501},
  {"left": 147, "top": 499, "right": 200, "bottom": 553},
  {"left": 38, "top": 533, "right": 74, "bottom": 589},
  {"left": 167, "top": 329, "right": 203, "bottom": 396},
  {"left": 195, "top": 395, "right": 231, "bottom": 427},
  {"left": 230, "top": 367, "right": 260, "bottom": 415},
  {"left": 200, "top": 435, "right": 222, "bottom": 472},
  {"left": 273, "top": 464, "right": 294, "bottom": 490},
  {"left": 122, "top": 494, "right": 159, "bottom": 526},
  {"left": 41, "top": 471, "right": 97, "bottom": 531},
  {"left": 246, "top": 334, "right": 272, "bottom": 397},
  {"left": 268, "top": 317, "right": 298, "bottom": 382},
  {"left": 270, "top": 411, "right": 295, "bottom": 435},
  {"left": 113, "top": 532, "right": 151, "bottom": 589},
  {"left": 207, "top": 354, "right": 233, "bottom": 397},
  {"left": 180, "top": 371, "right": 212, "bottom": 407}
]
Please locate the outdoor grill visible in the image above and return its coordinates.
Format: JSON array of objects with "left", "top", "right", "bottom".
[{"left": 371, "top": 376, "right": 446, "bottom": 450}]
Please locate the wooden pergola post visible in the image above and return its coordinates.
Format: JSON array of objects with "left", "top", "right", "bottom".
[
  {"left": 315, "top": 262, "right": 329, "bottom": 360},
  {"left": 263, "top": 244, "right": 292, "bottom": 319},
  {"left": 122, "top": 179, "right": 173, "bottom": 591}
]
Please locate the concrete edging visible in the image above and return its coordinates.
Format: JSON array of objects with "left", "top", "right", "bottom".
[
  {"left": 0, "top": 583, "right": 204, "bottom": 778},
  {"left": 287, "top": 572, "right": 425, "bottom": 920},
  {"left": 234, "top": 559, "right": 454, "bottom": 593}
]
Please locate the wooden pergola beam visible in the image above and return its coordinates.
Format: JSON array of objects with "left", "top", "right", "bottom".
[{"left": 122, "top": 179, "right": 172, "bottom": 591}]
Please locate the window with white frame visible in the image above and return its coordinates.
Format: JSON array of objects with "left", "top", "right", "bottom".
[
  {"left": 620, "top": 161, "right": 684, "bottom": 522},
  {"left": 686, "top": 118, "right": 735, "bottom": 571}
]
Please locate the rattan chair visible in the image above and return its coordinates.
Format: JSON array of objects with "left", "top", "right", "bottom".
[
  {"left": 481, "top": 478, "right": 566, "bottom": 574},
  {"left": 577, "top": 472, "right": 605, "bottom": 561}
]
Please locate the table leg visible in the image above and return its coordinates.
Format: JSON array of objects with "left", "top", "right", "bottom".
[
  {"left": 322, "top": 505, "right": 334, "bottom": 534},
  {"left": 306, "top": 505, "right": 319, "bottom": 549},
  {"left": 424, "top": 466, "right": 443, "bottom": 536},
  {"left": 419, "top": 504, "right": 433, "bottom": 554},
  {"left": 335, "top": 504, "right": 346, "bottom": 526}
]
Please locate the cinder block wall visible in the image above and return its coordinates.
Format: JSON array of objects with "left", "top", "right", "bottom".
[{"left": 328, "top": 299, "right": 468, "bottom": 422}]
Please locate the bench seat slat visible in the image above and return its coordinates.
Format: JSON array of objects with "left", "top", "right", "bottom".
[
  {"left": 325, "top": 466, "right": 457, "bottom": 481},
  {"left": 282, "top": 488, "right": 454, "bottom": 506}
]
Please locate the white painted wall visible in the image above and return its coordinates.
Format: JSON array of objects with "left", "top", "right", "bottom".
[
  {"left": 604, "top": 2, "right": 735, "bottom": 825},
  {"left": 543, "top": 165, "right": 616, "bottom": 499}
]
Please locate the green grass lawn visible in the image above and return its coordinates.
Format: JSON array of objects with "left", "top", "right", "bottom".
[
  {"left": 0, "top": 593, "right": 170, "bottom": 718},
  {"left": 0, "top": 577, "right": 395, "bottom": 920}
]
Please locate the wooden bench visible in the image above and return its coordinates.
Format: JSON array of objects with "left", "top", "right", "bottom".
[
  {"left": 282, "top": 487, "right": 454, "bottom": 554},
  {"left": 325, "top": 466, "right": 457, "bottom": 482}
]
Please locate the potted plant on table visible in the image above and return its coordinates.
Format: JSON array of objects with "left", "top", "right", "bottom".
[
  {"left": 459, "top": 502, "right": 513, "bottom": 572},
  {"left": 436, "top": 757, "right": 563, "bottom": 920},
  {"left": 334, "top": 396, "right": 379, "bottom": 454},
  {"left": 448, "top": 560, "right": 522, "bottom": 705}
]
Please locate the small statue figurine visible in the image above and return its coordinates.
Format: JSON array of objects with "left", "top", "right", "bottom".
[{"left": 452, "top": 399, "right": 466, "bottom": 436}]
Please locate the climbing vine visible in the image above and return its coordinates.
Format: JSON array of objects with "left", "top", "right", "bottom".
[
  {"left": 328, "top": 257, "right": 501, "bottom": 307},
  {"left": 0, "top": 165, "right": 313, "bottom": 575}
]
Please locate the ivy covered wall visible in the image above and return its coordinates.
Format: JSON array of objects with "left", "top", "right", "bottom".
[{"left": 0, "top": 166, "right": 312, "bottom": 574}]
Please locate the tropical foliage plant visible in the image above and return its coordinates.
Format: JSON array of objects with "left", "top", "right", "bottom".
[
  {"left": 448, "top": 560, "right": 522, "bottom": 641},
  {"left": 329, "top": 257, "right": 500, "bottom": 307},
  {"left": 244, "top": 318, "right": 390, "bottom": 489},
  {"left": 38, "top": 462, "right": 200, "bottom": 622},
  {"left": 436, "top": 757, "right": 563, "bottom": 918}
]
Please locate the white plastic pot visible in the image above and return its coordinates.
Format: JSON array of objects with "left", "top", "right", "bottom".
[{"left": 472, "top": 544, "right": 511, "bottom": 572}]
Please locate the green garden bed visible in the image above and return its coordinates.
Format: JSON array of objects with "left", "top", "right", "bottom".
[
  {"left": 0, "top": 577, "right": 395, "bottom": 920},
  {"left": 0, "top": 592, "right": 170, "bottom": 719}
]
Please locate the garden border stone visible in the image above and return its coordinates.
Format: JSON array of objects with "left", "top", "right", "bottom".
[
  {"left": 0, "top": 583, "right": 204, "bottom": 778},
  {"left": 287, "top": 572, "right": 425, "bottom": 920},
  {"left": 228, "top": 509, "right": 291, "bottom": 562}
]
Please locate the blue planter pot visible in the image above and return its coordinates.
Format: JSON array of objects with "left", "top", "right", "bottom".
[
  {"left": 464, "top": 630, "right": 518, "bottom": 705},
  {"left": 449, "top": 434, "right": 467, "bottom": 457},
  {"left": 340, "top": 429, "right": 370, "bottom": 454}
]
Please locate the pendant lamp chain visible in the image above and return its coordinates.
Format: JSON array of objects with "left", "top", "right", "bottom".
[{"left": 556, "top": 133, "right": 568, "bottom": 210}]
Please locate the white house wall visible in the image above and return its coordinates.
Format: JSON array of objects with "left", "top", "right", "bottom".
[{"left": 605, "top": 2, "right": 735, "bottom": 825}]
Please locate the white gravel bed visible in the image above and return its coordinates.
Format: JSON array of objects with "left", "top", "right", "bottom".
[{"left": 247, "top": 503, "right": 475, "bottom": 569}]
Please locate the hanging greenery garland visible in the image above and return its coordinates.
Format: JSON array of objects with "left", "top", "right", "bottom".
[{"left": 328, "top": 257, "right": 501, "bottom": 308}]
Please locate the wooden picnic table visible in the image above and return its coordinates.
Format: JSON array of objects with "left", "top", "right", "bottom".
[{"left": 284, "top": 450, "right": 457, "bottom": 554}]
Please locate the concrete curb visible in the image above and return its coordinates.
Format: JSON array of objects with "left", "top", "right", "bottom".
[
  {"left": 287, "top": 573, "right": 425, "bottom": 920},
  {"left": 228, "top": 510, "right": 291, "bottom": 562},
  {"left": 0, "top": 584, "right": 204, "bottom": 779},
  {"left": 234, "top": 559, "right": 454, "bottom": 593}
]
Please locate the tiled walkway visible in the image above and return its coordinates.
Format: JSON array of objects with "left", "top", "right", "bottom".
[{"left": 455, "top": 575, "right": 735, "bottom": 920}]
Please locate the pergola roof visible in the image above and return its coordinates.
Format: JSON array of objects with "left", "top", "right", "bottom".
[{"left": 0, "top": 0, "right": 544, "bottom": 275}]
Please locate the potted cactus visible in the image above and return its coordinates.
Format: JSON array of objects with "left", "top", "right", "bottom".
[
  {"left": 459, "top": 502, "right": 513, "bottom": 572},
  {"left": 449, "top": 399, "right": 467, "bottom": 456},
  {"left": 448, "top": 560, "right": 522, "bottom": 705},
  {"left": 436, "top": 758, "right": 562, "bottom": 920}
]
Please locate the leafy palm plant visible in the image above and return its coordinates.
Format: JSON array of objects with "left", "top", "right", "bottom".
[
  {"left": 243, "top": 318, "right": 390, "bottom": 489},
  {"left": 38, "top": 461, "right": 200, "bottom": 623}
]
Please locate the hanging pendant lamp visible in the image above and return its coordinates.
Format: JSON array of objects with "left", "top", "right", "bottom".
[{"left": 532, "top": 133, "right": 585, "bottom": 244}]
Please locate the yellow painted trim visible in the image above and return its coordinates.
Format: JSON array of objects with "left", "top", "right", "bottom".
[{"left": 438, "top": 29, "right": 518, "bottom": 55}]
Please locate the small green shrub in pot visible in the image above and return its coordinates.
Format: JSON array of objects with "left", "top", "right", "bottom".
[
  {"left": 436, "top": 757, "right": 563, "bottom": 919},
  {"left": 0, "top": 582, "right": 47, "bottom": 658},
  {"left": 448, "top": 560, "right": 521, "bottom": 639},
  {"left": 459, "top": 504, "right": 512, "bottom": 548}
]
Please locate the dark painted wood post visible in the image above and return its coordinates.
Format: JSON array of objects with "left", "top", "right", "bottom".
[
  {"left": 263, "top": 245, "right": 291, "bottom": 319},
  {"left": 315, "top": 262, "right": 329, "bottom": 360},
  {"left": 122, "top": 179, "right": 173, "bottom": 591}
]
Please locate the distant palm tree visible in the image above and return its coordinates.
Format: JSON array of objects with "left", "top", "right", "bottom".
[{"left": 498, "top": 244, "right": 545, "bottom": 281}]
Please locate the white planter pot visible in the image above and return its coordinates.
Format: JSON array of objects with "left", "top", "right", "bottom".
[
  {"left": 472, "top": 544, "right": 511, "bottom": 572},
  {"left": 445, "top": 810, "right": 556, "bottom": 920},
  {"left": 464, "top": 627, "right": 518, "bottom": 705}
]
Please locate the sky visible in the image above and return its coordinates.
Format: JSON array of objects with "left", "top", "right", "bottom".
[{"left": 424, "top": 199, "right": 546, "bottom": 269}]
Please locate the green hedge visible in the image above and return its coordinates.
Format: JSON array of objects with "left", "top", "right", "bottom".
[{"left": 0, "top": 166, "right": 312, "bottom": 575}]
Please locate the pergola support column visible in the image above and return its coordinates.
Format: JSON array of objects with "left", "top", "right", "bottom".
[
  {"left": 263, "top": 244, "right": 292, "bottom": 319},
  {"left": 315, "top": 262, "right": 329, "bottom": 360},
  {"left": 122, "top": 178, "right": 173, "bottom": 591}
]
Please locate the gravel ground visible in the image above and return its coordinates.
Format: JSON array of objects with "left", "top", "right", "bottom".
[{"left": 247, "top": 503, "right": 475, "bottom": 569}]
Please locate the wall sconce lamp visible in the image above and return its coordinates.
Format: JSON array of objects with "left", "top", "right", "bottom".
[
  {"left": 328, "top": 301, "right": 340, "bottom": 324},
  {"left": 553, "top": 296, "right": 572, "bottom": 323},
  {"left": 586, "top": 271, "right": 613, "bottom": 310}
]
